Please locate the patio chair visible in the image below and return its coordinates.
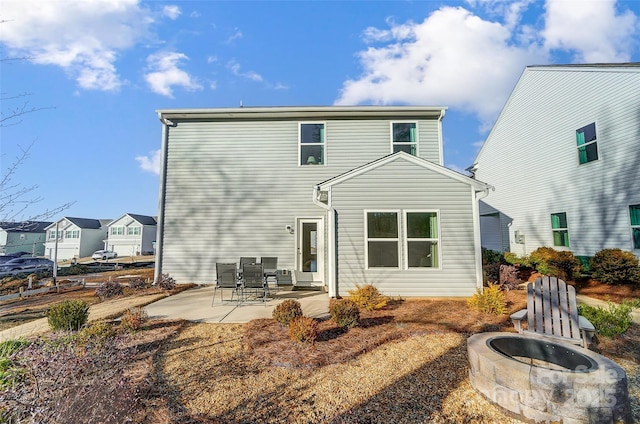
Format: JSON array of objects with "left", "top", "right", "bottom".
[
  {"left": 240, "top": 257, "right": 256, "bottom": 267},
  {"left": 260, "top": 257, "right": 278, "bottom": 287},
  {"left": 212, "top": 263, "right": 241, "bottom": 306},
  {"left": 510, "top": 276, "right": 595, "bottom": 347},
  {"left": 241, "top": 263, "right": 268, "bottom": 303}
]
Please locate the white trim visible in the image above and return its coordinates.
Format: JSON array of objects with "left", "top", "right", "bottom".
[
  {"left": 402, "top": 210, "right": 442, "bottom": 270},
  {"left": 629, "top": 203, "right": 640, "bottom": 250},
  {"left": 295, "top": 217, "right": 325, "bottom": 284},
  {"left": 390, "top": 121, "right": 419, "bottom": 156},
  {"left": 364, "top": 210, "right": 401, "bottom": 270},
  {"left": 298, "top": 121, "right": 327, "bottom": 167},
  {"left": 575, "top": 121, "right": 599, "bottom": 166},
  {"left": 550, "top": 211, "right": 570, "bottom": 248}
]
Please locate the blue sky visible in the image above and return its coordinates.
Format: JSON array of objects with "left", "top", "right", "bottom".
[{"left": 2, "top": 0, "right": 639, "bottom": 223}]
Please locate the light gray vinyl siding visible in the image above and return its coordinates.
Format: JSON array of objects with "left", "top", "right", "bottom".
[
  {"left": 161, "top": 116, "right": 443, "bottom": 284},
  {"left": 473, "top": 66, "right": 640, "bottom": 257},
  {"left": 330, "top": 160, "right": 478, "bottom": 297}
]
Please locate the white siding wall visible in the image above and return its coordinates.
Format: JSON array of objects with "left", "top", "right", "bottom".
[
  {"left": 474, "top": 67, "right": 640, "bottom": 257},
  {"left": 330, "top": 160, "right": 479, "bottom": 297},
  {"left": 161, "top": 117, "right": 442, "bottom": 284}
]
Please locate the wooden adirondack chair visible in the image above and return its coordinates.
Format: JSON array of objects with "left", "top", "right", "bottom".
[{"left": 510, "top": 276, "right": 595, "bottom": 347}]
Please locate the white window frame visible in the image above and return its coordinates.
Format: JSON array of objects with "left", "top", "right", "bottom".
[
  {"left": 127, "top": 226, "right": 141, "bottom": 236},
  {"left": 111, "top": 226, "right": 124, "bottom": 236},
  {"left": 576, "top": 122, "right": 598, "bottom": 165},
  {"left": 298, "top": 122, "right": 326, "bottom": 166},
  {"left": 49, "top": 230, "right": 57, "bottom": 240},
  {"left": 403, "top": 210, "right": 441, "bottom": 270},
  {"left": 551, "top": 212, "right": 570, "bottom": 247},
  {"left": 630, "top": 204, "right": 640, "bottom": 250},
  {"left": 365, "top": 210, "right": 401, "bottom": 269},
  {"left": 390, "top": 121, "right": 419, "bottom": 156},
  {"left": 65, "top": 229, "right": 79, "bottom": 239}
]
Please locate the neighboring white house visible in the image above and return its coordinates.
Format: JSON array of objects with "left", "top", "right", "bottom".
[
  {"left": 155, "top": 106, "right": 491, "bottom": 297},
  {"left": 469, "top": 63, "right": 640, "bottom": 259},
  {"left": 105, "top": 213, "right": 157, "bottom": 256},
  {"left": 44, "top": 217, "right": 111, "bottom": 261},
  {"left": 0, "top": 221, "right": 52, "bottom": 256}
]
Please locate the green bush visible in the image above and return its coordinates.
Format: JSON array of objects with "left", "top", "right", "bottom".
[
  {"left": 288, "top": 316, "right": 319, "bottom": 343},
  {"left": 482, "top": 248, "right": 504, "bottom": 266},
  {"left": 46, "top": 299, "right": 90, "bottom": 331},
  {"left": 120, "top": 307, "right": 148, "bottom": 332},
  {"left": 0, "top": 338, "right": 29, "bottom": 389},
  {"left": 504, "top": 252, "right": 531, "bottom": 267},
  {"left": 272, "top": 299, "right": 303, "bottom": 327},
  {"left": 590, "top": 248, "right": 640, "bottom": 285},
  {"left": 529, "top": 247, "right": 582, "bottom": 280},
  {"left": 578, "top": 299, "right": 640, "bottom": 338},
  {"left": 348, "top": 284, "right": 388, "bottom": 311},
  {"left": 330, "top": 298, "right": 360, "bottom": 329},
  {"left": 467, "top": 283, "right": 507, "bottom": 315}
]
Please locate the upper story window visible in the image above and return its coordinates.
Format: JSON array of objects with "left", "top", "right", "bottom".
[
  {"left": 65, "top": 230, "right": 79, "bottom": 239},
  {"left": 111, "top": 226, "right": 124, "bottom": 235},
  {"left": 551, "top": 212, "right": 569, "bottom": 247},
  {"left": 630, "top": 205, "right": 640, "bottom": 249},
  {"left": 299, "top": 123, "right": 325, "bottom": 165},
  {"left": 392, "top": 122, "right": 417, "bottom": 155},
  {"left": 576, "top": 123, "right": 598, "bottom": 164},
  {"left": 127, "top": 226, "right": 141, "bottom": 236},
  {"left": 48, "top": 230, "right": 57, "bottom": 240}
]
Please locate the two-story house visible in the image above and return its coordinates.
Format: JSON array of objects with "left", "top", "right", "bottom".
[
  {"left": 470, "top": 63, "right": 640, "bottom": 259},
  {"left": 44, "top": 217, "right": 111, "bottom": 261},
  {"left": 155, "top": 106, "right": 491, "bottom": 298},
  {"left": 0, "top": 221, "right": 51, "bottom": 256},
  {"left": 105, "top": 213, "right": 157, "bottom": 256}
]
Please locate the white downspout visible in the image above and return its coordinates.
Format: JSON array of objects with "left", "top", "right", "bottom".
[
  {"left": 472, "top": 184, "right": 493, "bottom": 291},
  {"left": 153, "top": 115, "right": 173, "bottom": 284},
  {"left": 312, "top": 186, "right": 336, "bottom": 298},
  {"left": 437, "top": 109, "right": 446, "bottom": 165}
]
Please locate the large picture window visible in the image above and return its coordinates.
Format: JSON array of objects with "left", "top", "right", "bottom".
[
  {"left": 366, "top": 212, "right": 399, "bottom": 268},
  {"left": 405, "top": 211, "right": 439, "bottom": 268},
  {"left": 392, "top": 122, "right": 417, "bottom": 155},
  {"left": 551, "top": 212, "right": 569, "bottom": 247},
  {"left": 630, "top": 205, "right": 640, "bottom": 249},
  {"left": 576, "top": 123, "right": 598, "bottom": 164},
  {"left": 300, "top": 123, "right": 325, "bottom": 165}
]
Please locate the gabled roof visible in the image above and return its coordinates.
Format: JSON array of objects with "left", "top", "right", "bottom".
[
  {"left": 0, "top": 221, "right": 53, "bottom": 233},
  {"left": 108, "top": 213, "right": 157, "bottom": 226},
  {"left": 45, "top": 217, "right": 106, "bottom": 230},
  {"left": 318, "top": 151, "right": 490, "bottom": 191}
]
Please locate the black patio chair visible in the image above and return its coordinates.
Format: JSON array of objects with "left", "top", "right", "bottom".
[
  {"left": 212, "top": 263, "right": 240, "bottom": 306},
  {"left": 241, "top": 263, "right": 268, "bottom": 303},
  {"left": 260, "top": 257, "right": 278, "bottom": 287}
]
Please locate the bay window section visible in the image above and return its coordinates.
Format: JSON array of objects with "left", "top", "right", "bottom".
[
  {"left": 406, "top": 212, "right": 439, "bottom": 268},
  {"left": 551, "top": 212, "right": 569, "bottom": 247},
  {"left": 630, "top": 205, "right": 640, "bottom": 249},
  {"left": 366, "top": 212, "right": 399, "bottom": 268},
  {"left": 300, "top": 123, "right": 325, "bottom": 165},
  {"left": 392, "top": 122, "right": 417, "bottom": 155}
]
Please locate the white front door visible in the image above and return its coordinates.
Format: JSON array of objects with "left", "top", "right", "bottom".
[{"left": 295, "top": 218, "right": 324, "bottom": 285}]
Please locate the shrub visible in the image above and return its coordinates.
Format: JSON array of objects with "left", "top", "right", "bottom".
[
  {"left": 46, "top": 299, "right": 90, "bottom": 331},
  {"left": 288, "top": 316, "right": 319, "bottom": 343},
  {"left": 504, "top": 252, "right": 531, "bottom": 267},
  {"left": 498, "top": 264, "right": 520, "bottom": 291},
  {"left": 483, "top": 262, "right": 501, "bottom": 284},
  {"left": 348, "top": 284, "right": 388, "bottom": 311},
  {"left": 467, "top": 283, "right": 507, "bottom": 315},
  {"left": 530, "top": 247, "right": 582, "bottom": 280},
  {"left": 0, "top": 338, "right": 29, "bottom": 389},
  {"left": 76, "top": 321, "right": 116, "bottom": 352},
  {"left": 272, "top": 299, "right": 303, "bottom": 327},
  {"left": 156, "top": 273, "right": 176, "bottom": 290},
  {"left": 578, "top": 299, "right": 640, "bottom": 338},
  {"left": 590, "top": 248, "right": 640, "bottom": 285},
  {"left": 95, "top": 280, "right": 124, "bottom": 299},
  {"left": 120, "top": 307, "right": 148, "bottom": 332},
  {"left": 330, "top": 298, "right": 360, "bottom": 329},
  {"left": 128, "top": 278, "right": 149, "bottom": 290},
  {"left": 482, "top": 248, "right": 504, "bottom": 266}
]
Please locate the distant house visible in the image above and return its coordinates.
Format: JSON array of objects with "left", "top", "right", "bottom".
[
  {"left": 0, "top": 221, "right": 52, "bottom": 256},
  {"left": 469, "top": 63, "right": 640, "bottom": 259},
  {"left": 105, "top": 213, "right": 157, "bottom": 256},
  {"left": 44, "top": 217, "right": 111, "bottom": 261},
  {"left": 154, "top": 106, "right": 491, "bottom": 297}
]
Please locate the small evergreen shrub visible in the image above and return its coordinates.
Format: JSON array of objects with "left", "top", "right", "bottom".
[
  {"left": 46, "top": 299, "right": 90, "bottom": 331},
  {"left": 482, "top": 248, "right": 504, "bottom": 265},
  {"left": 76, "top": 321, "right": 116, "bottom": 352},
  {"left": 578, "top": 299, "right": 640, "bottom": 338},
  {"left": 504, "top": 252, "right": 531, "bottom": 267},
  {"left": 94, "top": 280, "right": 124, "bottom": 299},
  {"left": 530, "top": 247, "right": 582, "bottom": 280},
  {"left": 498, "top": 264, "right": 520, "bottom": 291},
  {"left": 288, "top": 316, "right": 319, "bottom": 343},
  {"left": 120, "top": 307, "right": 148, "bottom": 332},
  {"left": 128, "top": 278, "right": 149, "bottom": 290},
  {"left": 0, "top": 338, "right": 29, "bottom": 389},
  {"left": 330, "top": 298, "right": 360, "bottom": 329},
  {"left": 156, "top": 273, "right": 176, "bottom": 290},
  {"left": 483, "top": 262, "right": 501, "bottom": 284},
  {"left": 348, "top": 284, "right": 388, "bottom": 311},
  {"left": 272, "top": 299, "right": 303, "bottom": 326},
  {"left": 467, "top": 283, "right": 507, "bottom": 315},
  {"left": 590, "top": 248, "right": 640, "bottom": 285}
]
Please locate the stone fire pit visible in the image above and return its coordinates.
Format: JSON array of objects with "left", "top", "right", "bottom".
[{"left": 467, "top": 332, "right": 631, "bottom": 423}]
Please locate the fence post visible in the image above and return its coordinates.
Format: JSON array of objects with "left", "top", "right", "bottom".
[
  {"left": 82, "top": 278, "right": 86, "bottom": 288},
  {"left": 19, "top": 286, "right": 23, "bottom": 298}
]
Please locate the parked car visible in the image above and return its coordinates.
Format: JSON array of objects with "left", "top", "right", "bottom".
[
  {"left": 0, "top": 257, "right": 55, "bottom": 273},
  {"left": 0, "top": 252, "right": 31, "bottom": 264},
  {"left": 92, "top": 250, "right": 118, "bottom": 260}
]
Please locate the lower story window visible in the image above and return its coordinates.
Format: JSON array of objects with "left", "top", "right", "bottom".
[
  {"left": 551, "top": 212, "right": 569, "bottom": 247},
  {"left": 406, "top": 212, "right": 439, "bottom": 268},
  {"left": 366, "top": 212, "right": 399, "bottom": 268},
  {"left": 630, "top": 205, "right": 640, "bottom": 249}
]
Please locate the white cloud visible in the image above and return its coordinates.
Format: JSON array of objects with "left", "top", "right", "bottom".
[
  {"left": 136, "top": 149, "right": 161, "bottom": 175},
  {"left": 336, "top": 6, "right": 546, "bottom": 125},
  {"left": 228, "top": 61, "right": 264, "bottom": 82},
  {"left": 162, "top": 5, "right": 181, "bottom": 20},
  {"left": 144, "top": 51, "right": 203, "bottom": 97},
  {"left": 543, "top": 0, "right": 637, "bottom": 62},
  {"left": 0, "top": 0, "right": 152, "bottom": 91},
  {"left": 225, "top": 29, "right": 244, "bottom": 44}
]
